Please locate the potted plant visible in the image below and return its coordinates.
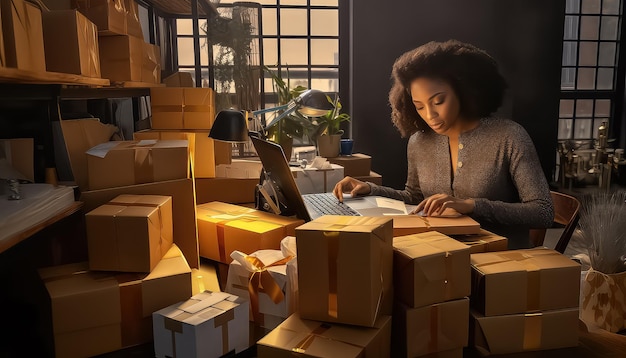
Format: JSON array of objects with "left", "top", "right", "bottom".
[{"left": 316, "top": 94, "right": 351, "bottom": 158}]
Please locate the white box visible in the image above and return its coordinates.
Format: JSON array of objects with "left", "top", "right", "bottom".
[
  {"left": 216, "top": 159, "right": 263, "bottom": 179},
  {"left": 153, "top": 291, "right": 249, "bottom": 358},
  {"left": 291, "top": 164, "right": 344, "bottom": 194}
]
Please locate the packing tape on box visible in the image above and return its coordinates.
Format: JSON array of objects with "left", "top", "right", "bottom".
[
  {"left": 214, "top": 309, "right": 235, "bottom": 355},
  {"left": 152, "top": 105, "right": 183, "bottom": 113},
  {"left": 279, "top": 323, "right": 364, "bottom": 354},
  {"left": 325, "top": 231, "right": 340, "bottom": 319},
  {"left": 117, "top": 274, "right": 150, "bottom": 347},
  {"left": 523, "top": 313, "right": 542, "bottom": 350}
]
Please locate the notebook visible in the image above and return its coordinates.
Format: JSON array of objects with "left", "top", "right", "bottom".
[{"left": 250, "top": 135, "right": 407, "bottom": 221}]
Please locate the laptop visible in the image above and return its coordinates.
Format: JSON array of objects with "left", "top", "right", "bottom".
[{"left": 250, "top": 135, "right": 408, "bottom": 222}]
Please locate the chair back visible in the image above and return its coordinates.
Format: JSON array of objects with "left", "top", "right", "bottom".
[{"left": 529, "top": 191, "right": 581, "bottom": 253}]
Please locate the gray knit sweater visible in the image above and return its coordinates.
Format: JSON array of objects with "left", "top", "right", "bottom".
[{"left": 369, "top": 117, "right": 554, "bottom": 248}]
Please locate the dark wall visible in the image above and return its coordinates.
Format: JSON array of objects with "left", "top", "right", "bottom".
[{"left": 345, "top": 0, "right": 565, "bottom": 189}]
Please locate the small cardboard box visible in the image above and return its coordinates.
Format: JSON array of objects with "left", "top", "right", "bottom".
[
  {"left": 392, "top": 298, "right": 469, "bottom": 358},
  {"left": 354, "top": 171, "right": 383, "bottom": 185},
  {"left": 150, "top": 87, "right": 216, "bottom": 130},
  {"left": 471, "top": 248, "right": 581, "bottom": 316},
  {"left": 470, "top": 308, "right": 579, "bottom": 355},
  {"left": 80, "top": 178, "right": 200, "bottom": 269},
  {"left": 141, "top": 42, "right": 161, "bottom": 83},
  {"left": 134, "top": 130, "right": 231, "bottom": 178},
  {"left": 1, "top": 0, "right": 46, "bottom": 72},
  {"left": 163, "top": 71, "right": 194, "bottom": 87},
  {"left": 393, "top": 232, "right": 471, "bottom": 308},
  {"left": 196, "top": 202, "right": 304, "bottom": 264},
  {"left": 73, "top": 0, "right": 127, "bottom": 36},
  {"left": 124, "top": 0, "right": 143, "bottom": 38},
  {"left": 291, "top": 164, "right": 344, "bottom": 194},
  {"left": 451, "top": 229, "right": 508, "bottom": 254},
  {"left": 225, "top": 250, "right": 296, "bottom": 329},
  {"left": 327, "top": 153, "right": 371, "bottom": 177},
  {"left": 393, "top": 213, "right": 481, "bottom": 237},
  {"left": 257, "top": 313, "right": 392, "bottom": 358},
  {"left": 86, "top": 139, "right": 189, "bottom": 190},
  {"left": 153, "top": 291, "right": 249, "bottom": 358},
  {"left": 98, "top": 34, "right": 142, "bottom": 82},
  {"left": 195, "top": 177, "right": 258, "bottom": 204},
  {"left": 216, "top": 159, "right": 262, "bottom": 179},
  {"left": 296, "top": 216, "right": 393, "bottom": 327},
  {"left": 0, "top": 138, "right": 34, "bottom": 182},
  {"left": 42, "top": 9, "right": 101, "bottom": 78}
]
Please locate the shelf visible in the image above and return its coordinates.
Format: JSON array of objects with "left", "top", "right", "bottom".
[{"left": 0, "top": 67, "right": 110, "bottom": 87}]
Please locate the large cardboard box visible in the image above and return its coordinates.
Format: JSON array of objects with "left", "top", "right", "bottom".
[
  {"left": 1, "top": 0, "right": 47, "bottom": 72},
  {"left": 196, "top": 201, "right": 304, "bottom": 264},
  {"left": 141, "top": 41, "right": 161, "bottom": 83},
  {"left": 86, "top": 140, "right": 189, "bottom": 190},
  {"left": 39, "top": 244, "right": 192, "bottom": 358},
  {"left": 215, "top": 159, "right": 262, "bottom": 179},
  {"left": 296, "top": 216, "right": 393, "bottom": 327},
  {"left": 195, "top": 177, "right": 258, "bottom": 204},
  {"left": 85, "top": 195, "right": 173, "bottom": 272},
  {"left": 124, "top": 0, "right": 143, "bottom": 38},
  {"left": 73, "top": 0, "right": 127, "bottom": 36},
  {"left": 393, "top": 213, "right": 481, "bottom": 237},
  {"left": 470, "top": 248, "right": 581, "bottom": 316},
  {"left": 153, "top": 291, "right": 249, "bottom": 358},
  {"left": 134, "top": 130, "right": 231, "bottom": 178},
  {"left": 451, "top": 229, "right": 508, "bottom": 254},
  {"left": 393, "top": 298, "right": 469, "bottom": 358},
  {"left": 0, "top": 138, "right": 34, "bottom": 182},
  {"left": 98, "top": 34, "right": 142, "bottom": 81},
  {"left": 470, "top": 308, "right": 579, "bottom": 355},
  {"left": 327, "top": 153, "right": 371, "bottom": 177},
  {"left": 354, "top": 171, "right": 383, "bottom": 185},
  {"left": 257, "top": 313, "right": 392, "bottom": 358},
  {"left": 150, "top": 87, "right": 216, "bottom": 130},
  {"left": 393, "top": 232, "right": 471, "bottom": 308},
  {"left": 42, "top": 10, "right": 100, "bottom": 78},
  {"left": 291, "top": 164, "right": 344, "bottom": 194},
  {"left": 80, "top": 178, "right": 200, "bottom": 269}
]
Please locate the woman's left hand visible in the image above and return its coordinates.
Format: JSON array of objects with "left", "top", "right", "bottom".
[{"left": 413, "top": 193, "right": 475, "bottom": 216}]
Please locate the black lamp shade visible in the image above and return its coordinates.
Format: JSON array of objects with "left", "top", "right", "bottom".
[
  {"left": 296, "top": 89, "right": 334, "bottom": 117},
  {"left": 209, "top": 109, "right": 249, "bottom": 142}
]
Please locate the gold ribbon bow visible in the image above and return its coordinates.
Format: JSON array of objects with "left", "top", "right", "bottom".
[{"left": 245, "top": 255, "right": 293, "bottom": 324}]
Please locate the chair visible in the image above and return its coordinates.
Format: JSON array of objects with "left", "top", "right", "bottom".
[{"left": 529, "top": 191, "right": 581, "bottom": 253}]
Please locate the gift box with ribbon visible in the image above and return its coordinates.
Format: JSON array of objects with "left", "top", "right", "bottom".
[
  {"left": 296, "top": 215, "right": 393, "bottom": 327},
  {"left": 257, "top": 313, "right": 392, "bottom": 358},
  {"left": 85, "top": 194, "right": 173, "bottom": 272},
  {"left": 196, "top": 202, "right": 303, "bottom": 264},
  {"left": 392, "top": 297, "right": 469, "bottom": 358},
  {"left": 86, "top": 139, "right": 189, "bottom": 190},
  {"left": 451, "top": 229, "right": 508, "bottom": 254},
  {"left": 152, "top": 291, "right": 249, "bottom": 358},
  {"left": 393, "top": 231, "right": 471, "bottom": 308},
  {"left": 470, "top": 307, "right": 579, "bottom": 355},
  {"left": 150, "top": 87, "right": 216, "bottom": 130},
  {"left": 470, "top": 248, "right": 581, "bottom": 316}
]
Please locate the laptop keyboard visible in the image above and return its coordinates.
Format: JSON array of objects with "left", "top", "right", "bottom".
[{"left": 302, "top": 192, "right": 361, "bottom": 217}]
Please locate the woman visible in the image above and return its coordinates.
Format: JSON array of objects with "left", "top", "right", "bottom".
[{"left": 333, "top": 40, "right": 553, "bottom": 248}]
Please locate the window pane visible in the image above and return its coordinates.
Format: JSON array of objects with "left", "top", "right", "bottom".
[
  {"left": 280, "top": 68, "right": 308, "bottom": 89},
  {"left": 282, "top": 0, "right": 308, "bottom": 5},
  {"left": 280, "top": 39, "right": 309, "bottom": 65},
  {"left": 263, "top": 38, "right": 278, "bottom": 66},
  {"left": 566, "top": 0, "right": 581, "bottom": 13},
  {"left": 602, "top": 0, "right": 620, "bottom": 14},
  {"left": 311, "top": 0, "right": 338, "bottom": 5},
  {"left": 564, "top": 16, "right": 580, "bottom": 40},
  {"left": 574, "top": 118, "right": 593, "bottom": 138},
  {"left": 280, "top": 9, "right": 308, "bottom": 36},
  {"left": 580, "top": 16, "right": 600, "bottom": 40},
  {"left": 600, "top": 16, "right": 619, "bottom": 40},
  {"left": 262, "top": 8, "right": 277, "bottom": 35},
  {"left": 578, "top": 42, "right": 598, "bottom": 66},
  {"left": 311, "top": 39, "right": 338, "bottom": 65},
  {"left": 562, "top": 41, "right": 578, "bottom": 66},
  {"left": 576, "top": 99, "right": 594, "bottom": 116},
  {"left": 595, "top": 99, "right": 611, "bottom": 116},
  {"left": 178, "top": 38, "right": 209, "bottom": 66},
  {"left": 254, "top": 0, "right": 279, "bottom": 4},
  {"left": 311, "top": 68, "right": 339, "bottom": 92},
  {"left": 177, "top": 19, "right": 193, "bottom": 35},
  {"left": 311, "top": 9, "right": 339, "bottom": 36},
  {"left": 577, "top": 68, "right": 596, "bottom": 89},
  {"left": 560, "top": 99, "right": 575, "bottom": 117},
  {"left": 597, "top": 68, "right": 614, "bottom": 89},
  {"left": 558, "top": 118, "right": 573, "bottom": 139},
  {"left": 581, "top": 0, "right": 601, "bottom": 13},
  {"left": 561, "top": 68, "right": 576, "bottom": 89},
  {"left": 598, "top": 42, "right": 617, "bottom": 66}
]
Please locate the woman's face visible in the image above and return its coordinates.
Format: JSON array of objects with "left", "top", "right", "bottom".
[{"left": 410, "top": 77, "right": 462, "bottom": 135}]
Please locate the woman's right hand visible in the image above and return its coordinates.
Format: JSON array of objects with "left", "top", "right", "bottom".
[{"left": 332, "top": 176, "right": 371, "bottom": 202}]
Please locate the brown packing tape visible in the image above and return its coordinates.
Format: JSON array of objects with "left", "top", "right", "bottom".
[
  {"left": 152, "top": 105, "right": 183, "bottom": 113},
  {"left": 523, "top": 313, "right": 542, "bottom": 350},
  {"left": 214, "top": 309, "right": 235, "bottom": 355},
  {"left": 117, "top": 275, "right": 150, "bottom": 347},
  {"left": 183, "top": 105, "right": 212, "bottom": 112},
  {"left": 164, "top": 311, "right": 193, "bottom": 358},
  {"left": 134, "top": 147, "right": 154, "bottom": 184},
  {"left": 217, "top": 221, "right": 227, "bottom": 262},
  {"left": 326, "top": 232, "right": 339, "bottom": 319},
  {"left": 245, "top": 255, "right": 292, "bottom": 325}
]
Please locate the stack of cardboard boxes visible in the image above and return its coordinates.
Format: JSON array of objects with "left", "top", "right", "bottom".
[{"left": 328, "top": 153, "right": 382, "bottom": 185}]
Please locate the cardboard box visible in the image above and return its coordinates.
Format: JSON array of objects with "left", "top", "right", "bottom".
[
  {"left": 163, "top": 71, "right": 195, "bottom": 87},
  {"left": 0, "top": 138, "right": 34, "bottom": 182},
  {"left": 470, "top": 308, "right": 579, "bottom": 355},
  {"left": 195, "top": 177, "right": 258, "bottom": 204},
  {"left": 393, "top": 232, "right": 471, "bottom": 308},
  {"left": 85, "top": 196, "right": 173, "bottom": 272},
  {"left": 296, "top": 216, "right": 393, "bottom": 327},
  {"left": 39, "top": 244, "right": 192, "bottom": 358},
  {"left": 42, "top": 10, "right": 100, "bottom": 78},
  {"left": 451, "top": 229, "right": 508, "bottom": 254},
  {"left": 86, "top": 139, "right": 189, "bottom": 190},
  {"left": 153, "top": 291, "right": 249, "bottom": 358},
  {"left": 291, "top": 164, "right": 344, "bottom": 194},
  {"left": 141, "top": 42, "right": 161, "bottom": 83},
  {"left": 80, "top": 178, "right": 200, "bottom": 269},
  {"left": 98, "top": 34, "right": 142, "bottom": 81},
  {"left": 393, "top": 298, "right": 469, "bottom": 358},
  {"left": 73, "top": 0, "right": 127, "bottom": 36},
  {"left": 470, "top": 248, "right": 581, "bottom": 316},
  {"left": 1, "top": 0, "right": 46, "bottom": 72},
  {"left": 216, "top": 159, "right": 262, "bottom": 179},
  {"left": 354, "top": 171, "right": 382, "bottom": 185},
  {"left": 257, "top": 313, "right": 392, "bottom": 358},
  {"left": 393, "top": 213, "right": 481, "bottom": 237},
  {"left": 134, "top": 130, "right": 231, "bottom": 178},
  {"left": 124, "top": 0, "right": 143, "bottom": 38},
  {"left": 327, "top": 153, "right": 371, "bottom": 177},
  {"left": 150, "top": 87, "right": 216, "bottom": 130},
  {"left": 196, "top": 202, "right": 304, "bottom": 264},
  {"left": 225, "top": 250, "right": 296, "bottom": 329}
]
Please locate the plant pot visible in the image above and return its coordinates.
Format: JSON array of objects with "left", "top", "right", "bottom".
[
  {"left": 317, "top": 134, "right": 341, "bottom": 158},
  {"left": 581, "top": 268, "right": 626, "bottom": 332}
]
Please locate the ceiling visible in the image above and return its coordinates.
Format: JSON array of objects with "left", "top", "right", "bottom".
[{"left": 141, "top": 0, "right": 219, "bottom": 17}]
